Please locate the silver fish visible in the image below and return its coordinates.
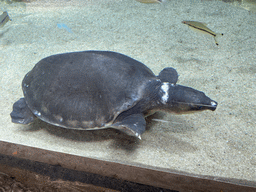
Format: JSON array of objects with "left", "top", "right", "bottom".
[{"left": 182, "top": 20, "right": 223, "bottom": 45}]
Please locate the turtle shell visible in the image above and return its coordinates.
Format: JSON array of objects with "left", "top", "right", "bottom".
[{"left": 22, "top": 51, "right": 157, "bottom": 129}]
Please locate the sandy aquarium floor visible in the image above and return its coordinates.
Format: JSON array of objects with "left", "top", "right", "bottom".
[{"left": 0, "top": 0, "right": 255, "bottom": 185}]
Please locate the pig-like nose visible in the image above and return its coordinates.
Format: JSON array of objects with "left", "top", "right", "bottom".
[{"left": 209, "top": 100, "right": 218, "bottom": 111}]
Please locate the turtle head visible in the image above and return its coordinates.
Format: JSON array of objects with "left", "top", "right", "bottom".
[
  {"left": 157, "top": 67, "right": 217, "bottom": 113},
  {"left": 160, "top": 83, "right": 217, "bottom": 114}
]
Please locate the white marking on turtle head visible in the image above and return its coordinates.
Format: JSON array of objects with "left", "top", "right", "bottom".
[{"left": 161, "top": 82, "right": 169, "bottom": 104}]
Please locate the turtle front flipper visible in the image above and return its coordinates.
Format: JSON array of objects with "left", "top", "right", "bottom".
[
  {"left": 158, "top": 67, "right": 178, "bottom": 84},
  {"left": 112, "top": 114, "right": 146, "bottom": 139},
  {"left": 10, "top": 98, "right": 36, "bottom": 124}
]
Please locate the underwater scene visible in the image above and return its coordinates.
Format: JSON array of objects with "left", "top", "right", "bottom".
[{"left": 0, "top": 0, "right": 256, "bottom": 190}]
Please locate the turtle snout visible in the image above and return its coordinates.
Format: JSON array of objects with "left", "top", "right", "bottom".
[{"left": 209, "top": 100, "right": 218, "bottom": 111}]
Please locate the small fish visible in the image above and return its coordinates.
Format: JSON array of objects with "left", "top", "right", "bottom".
[
  {"left": 0, "top": 11, "right": 11, "bottom": 28},
  {"left": 136, "top": 0, "right": 164, "bottom": 3},
  {"left": 182, "top": 20, "right": 223, "bottom": 46}
]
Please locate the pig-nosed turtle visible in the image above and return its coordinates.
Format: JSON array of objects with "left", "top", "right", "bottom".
[{"left": 10, "top": 51, "right": 217, "bottom": 139}]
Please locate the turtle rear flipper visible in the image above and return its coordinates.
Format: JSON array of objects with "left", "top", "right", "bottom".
[
  {"left": 10, "top": 98, "right": 36, "bottom": 124},
  {"left": 112, "top": 114, "right": 146, "bottom": 139}
]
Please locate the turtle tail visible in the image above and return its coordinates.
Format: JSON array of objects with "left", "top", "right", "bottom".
[{"left": 10, "top": 98, "right": 36, "bottom": 124}]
